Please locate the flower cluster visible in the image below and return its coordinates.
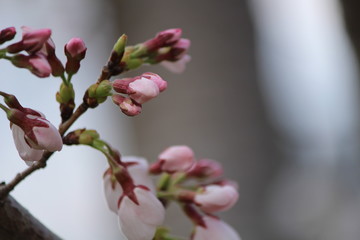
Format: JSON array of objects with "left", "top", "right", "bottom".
[
  {"left": 129, "top": 28, "right": 192, "bottom": 73},
  {"left": 0, "top": 25, "right": 241, "bottom": 240},
  {"left": 103, "top": 155, "right": 165, "bottom": 240},
  {"left": 102, "top": 145, "right": 240, "bottom": 240},
  {"left": 150, "top": 145, "right": 241, "bottom": 240},
  {"left": 0, "top": 26, "right": 86, "bottom": 78}
]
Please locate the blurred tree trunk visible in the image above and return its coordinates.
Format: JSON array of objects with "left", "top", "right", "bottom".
[
  {"left": 341, "top": 0, "right": 360, "bottom": 60},
  {"left": 0, "top": 195, "right": 60, "bottom": 240}
]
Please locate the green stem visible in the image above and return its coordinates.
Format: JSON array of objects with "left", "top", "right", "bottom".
[
  {"left": 60, "top": 74, "right": 68, "bottom": 86},
  {"left": 0, "top": 102, "right": 9, "bottom": 112}
]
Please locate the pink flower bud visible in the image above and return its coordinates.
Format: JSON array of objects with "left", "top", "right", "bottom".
[
  {"left": 112, "top": 95, "right": 142, "bottom": 116},
  {"left": 128, "top": 77, "right": 160, "bottom": 104},
  {"left": 112, "top": 78, "right": 137, "bottom": 94},
  {"left": 11, "top": 53, "right": 52, "bottom": 78},
  {"left": 156, "top": 28, "right": 182, "bottom": 45},
  {"left": 187, "top": 159, "right": 223, "bottom": 179},
  {"left": 118, "top": 187, "right": 165, "bottom": 240},
  {"left": 194, "top": 184, "right": 238, "bottom": 213},
  {"left": 150, "top": 145, "right": 195, "bottom": 174},
  {"left": 7, "top": 27, "right": 51, "bottom": 54},
  {"left": 0, "top": 27, "right": 16, "bottom": 44},
  {"left": 143, "top": 28, "right": 182, "bottom": 52},
  {"left": 192, "top": 216, "right": 241, "bottom": 240},
  {"left": 141, "top": 72, "right": 167, "bottom": 92},
  {"left": 64, "top": 38, "right": 87, "bottom": 60},
  {"left": 9, "top": 110, "right": 63, "bottom": 163},
  {"left": 171, "top": 38, "right": 191, "bottom": 60},
  {"left": 64, "top": 38, "right": 87, "bottom": 74},
  {"left": 161, "top": 54, "right": 191, "bottom": 74},
  {"left": 113, "top": 73, "right": 167, "bottom": 95}
]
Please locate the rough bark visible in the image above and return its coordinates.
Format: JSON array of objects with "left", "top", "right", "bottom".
[{"left": 0, "top": 195, "right": 61, "bottom": 240}]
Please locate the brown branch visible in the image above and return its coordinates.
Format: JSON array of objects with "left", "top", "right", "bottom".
[{"left": 0, "top": 194, "right": 61, "bottom": 240}]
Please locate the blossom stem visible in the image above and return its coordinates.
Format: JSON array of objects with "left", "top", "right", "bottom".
[{"left": 0, "top": 102, "right": 9, "bottom": 113}]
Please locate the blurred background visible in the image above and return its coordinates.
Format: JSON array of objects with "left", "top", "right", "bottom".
[{"left": 1, "top": 0, "right": 360, "bottom": 239}]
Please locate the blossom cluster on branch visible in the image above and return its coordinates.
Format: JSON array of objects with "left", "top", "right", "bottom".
[{"left": 0, "top": 26, "right": 241, "bottom": 240}]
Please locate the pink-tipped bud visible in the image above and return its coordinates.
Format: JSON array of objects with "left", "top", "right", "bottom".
[
  {"left": 64, "top": 38, "right": 87, "bottom": 75},
  {"left": 187, "top": 159, "right": 223, "bottom": 179},
  {"left": 11, "top": 53, "right": 52, "bottom": 78},
  {"left": 156, "top": 28, "right": 182, "bottom": 45},
  {"left": 112, "top": 78, "right": 137, "bottom": 94},
  {"left": 7, "top": 27, "right": 51, "bottom": 54},
  {"left": 192, "top": 216, "right": 241, "bottom": 240},
  {"left": 128, "top": 77, "right": 160, "bottom": 104},
  {"left": 112, "top": 95, "right": 142, "bottom": 116},
  {"left": 150, "top": 145, "right": 195, "bottom": 174},
  {"left": 0, "top": 27, "right": 16, "bottom": 44},
  {"left": 65, "top": 38, "right": 87, "bottom": 60},
  {"left": 171, "top": 38, "right": 191, "bottom": 59},
  {"left": 194, "top": 184, "right": 238, "bottom": 213},
  {"left": 143, "top": 28, "right": 182, "bottom": 52},
  {"left": 141, "top": 72, "right": 167, "bottom": 92}
]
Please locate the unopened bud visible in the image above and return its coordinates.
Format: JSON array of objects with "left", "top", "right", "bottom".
[
  {"left": 79, "top": 129, "right": 100, "bottom": 145},
  {"left": 65, "top": 38, "right": 87, "bottom": 60},
  {"left": 56, "top": 83, "right": 75, "bottom": 104},
  {"left": 113, "top": 34, "right": 127, "bottom": 56},
  {"left": 112, "top": 95, "right": 142, "bottom": 116},
  {"left": 128, "top": 77, "right": 160, "bottom": 104},
  {"left": 187, "top": 159, "right": 223, "bottom": 179},
  {"left": 124, "top": 58, "right": 143, "bottom": 70},
  {"left": 11, "top": 53, "right": 51, "bottom": 78},
  {"left": 0, "top": 27, "right": 16, "bottom": 44},
  {"left": 65, "top": 38, "right": 87, "bottom": 75},
  {"left": 7, "top": 27, "right": 51, "bottom": 54},
  {"left": 150, "top": 145, "right": 195, "bottom": 174},
  {"left": 96, "top": 80, "right": 112, "bottom": 98}
]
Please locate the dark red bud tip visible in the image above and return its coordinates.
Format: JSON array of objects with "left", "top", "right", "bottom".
[{"left": 0, "top": 27, "right": 16, "bottom": 44}]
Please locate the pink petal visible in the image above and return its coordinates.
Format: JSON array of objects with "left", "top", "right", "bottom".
[
  {"left": 128, "top": 77, "right": 160, "bottom": 104},
  {"left": 195, "top": 185, "right": 239, "bottom": 213},
  {"left": 29, "top": 116, "right": 62, "bottom": 152},
  {"left": 158, "top": 145, "right": 195, "bottom": 173}
]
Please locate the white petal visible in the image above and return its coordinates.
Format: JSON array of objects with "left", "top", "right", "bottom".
[
  {"left": 103, "top": 173, "right": 123, "bottom": 214},
  {"left": 123, "top": 156, "right": 155, "bottom": 193},
  {"left": 12, "top": 124, "right": 43, "bottom": 162},
  {"left": 161, "top": 54, "right": 191, "bottom": 74},
  {"left": 118, "top": 188, "right": 165, "bottom": 240},
  {"left": 193, "top": 216, "right": 241, "bottom": 240}
]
